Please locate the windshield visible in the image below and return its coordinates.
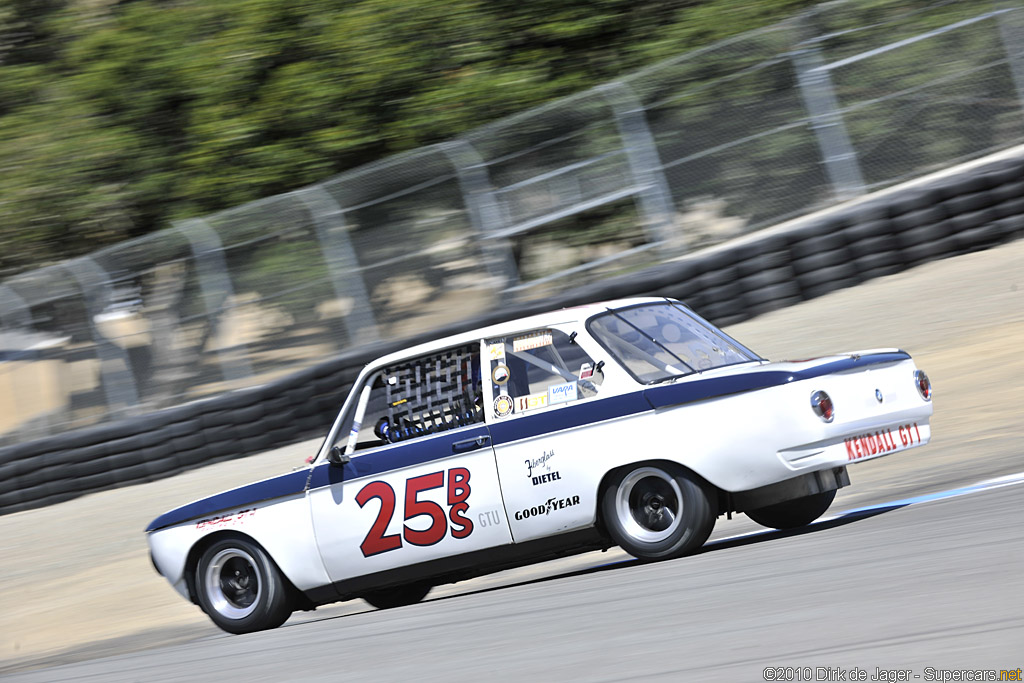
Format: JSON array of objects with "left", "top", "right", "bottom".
[{"left": 587, "top": 302, "right": 759, "bottom": 383}]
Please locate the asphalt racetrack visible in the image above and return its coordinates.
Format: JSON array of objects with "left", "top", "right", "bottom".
[
  {"left": 1, "top": 239, "right": 1022, "bottom": 680},
  {"left": 6, "top": 476, "right": 1024, "bottom": 682}
]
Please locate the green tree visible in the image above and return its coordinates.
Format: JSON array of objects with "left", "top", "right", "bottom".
[{"left": 0, "top": 0, "right": 962, "bottom": 277}]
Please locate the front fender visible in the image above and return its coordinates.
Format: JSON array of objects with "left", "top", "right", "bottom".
[{"left": 147, "top": 493, "right": 330, "bottom": 601}]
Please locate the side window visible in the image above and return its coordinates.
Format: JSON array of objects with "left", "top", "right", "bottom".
[
  {"left": 487, "top": 329, "right": 601, "bottom": 419},
  {"left": 335, "top": 344, "right": 484, "bottom": 453}
]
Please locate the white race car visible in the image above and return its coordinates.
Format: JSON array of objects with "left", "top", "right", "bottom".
[{"left": 147, "top": 298, "right": 933, "bottom": 633}]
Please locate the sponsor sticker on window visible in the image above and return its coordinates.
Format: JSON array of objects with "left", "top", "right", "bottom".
[
  {"left": 515, "top": 391, "right": 548, "bottom": 413},
  {"left": 492, "top": 364, "right": 510, "bottom": 385},
  {"left": 493, "top": 394, "right": 514, "bottom": 418},
  {"left": 513, "top": 331, "right": 553, "bottom": 353},
  {"left": 487, "top": 343, "right": 505, "bottom": 361},
  {"left": 547, "top": 381, "right": 578, "bottom": 405}
]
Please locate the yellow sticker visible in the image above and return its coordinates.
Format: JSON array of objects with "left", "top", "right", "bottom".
[{"left": 487, "top": 343, "right": 506, "bottom": 361}]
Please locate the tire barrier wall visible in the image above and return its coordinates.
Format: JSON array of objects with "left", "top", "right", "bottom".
[{"left": 3, "top": 152, "right": 1024, "bottom": 516}]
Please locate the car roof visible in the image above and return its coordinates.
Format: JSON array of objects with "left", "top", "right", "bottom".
[{"left": 370, "top": 296, "right": 672, "bottom": 368}]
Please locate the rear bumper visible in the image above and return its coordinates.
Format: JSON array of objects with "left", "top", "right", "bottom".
[{"left": 779, "top": 418, "right": 931, "bottom": 473}]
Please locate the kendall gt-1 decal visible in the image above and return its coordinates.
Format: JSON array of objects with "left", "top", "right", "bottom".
[{"left": 845, "top": 423, "right": 923, "bottom": 461}]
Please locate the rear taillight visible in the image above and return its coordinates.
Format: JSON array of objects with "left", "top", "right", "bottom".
[
  {"left": 914, "top": 370, "right": 932, "bottom": 401},
  {"left": 810, "top": 390, "right": 834, "bottom": 423}
]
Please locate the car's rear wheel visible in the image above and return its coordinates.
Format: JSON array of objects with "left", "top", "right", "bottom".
[
  {"left": 745, "top": 489, "right": 837, "bottom": 530},
  {"left": 601, "top": 463, "right": 715, "bottom": 561},
  {"left": 196, "top": 537, "right": 294, "bottom": 634},
  {"left": 362, "top": 581, "right": 432, "bottom": 610}
]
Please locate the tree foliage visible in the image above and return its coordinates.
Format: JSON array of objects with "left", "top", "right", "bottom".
[{"left": 0, "top": 0, "right": 825, "bottom": 277}]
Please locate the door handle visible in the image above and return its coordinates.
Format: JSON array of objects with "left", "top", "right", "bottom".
[{"left": 451, "top": 435, "right": 491, "bottom": 453}]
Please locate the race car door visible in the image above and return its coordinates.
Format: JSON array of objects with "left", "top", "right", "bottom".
[
  {"left": 308, "top": 342, "right": 514, "bottom": 585},
  {"left": 484, "top": 328, "right": 609, "bottom": 543}
]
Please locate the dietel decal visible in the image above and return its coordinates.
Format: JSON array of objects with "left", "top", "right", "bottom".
[
  {"left": 514, "top": 496, "right": 581, "bottom": 520},
  {"left": 525, "top": 449, "right": 560, "bottom": 485},
  {"left": 525, "top": 449, "right": 554, "bottom": 477},
  {"left": 532, "top": 471, "right": 561, "bottom": 486}
]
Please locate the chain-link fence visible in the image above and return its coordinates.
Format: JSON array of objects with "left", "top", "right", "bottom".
[{"left": 2, "top": 0, "right": 1022, "bottom": 445}]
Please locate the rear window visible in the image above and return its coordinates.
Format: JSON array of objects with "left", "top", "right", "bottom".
[{"left": 587, "top": 302, "right": 758, "bottom": 384}]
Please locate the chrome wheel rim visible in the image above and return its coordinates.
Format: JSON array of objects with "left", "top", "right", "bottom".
[
  {"left": 204, "top": 548, "right": 260, "bottom": 619},
  {"left": 615, "top": 467, "right": 683, "bottom": 544}
]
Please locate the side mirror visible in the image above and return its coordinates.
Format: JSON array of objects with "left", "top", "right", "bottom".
[{"left": 328, "top": 446, "right": 351, "bottom": 466}]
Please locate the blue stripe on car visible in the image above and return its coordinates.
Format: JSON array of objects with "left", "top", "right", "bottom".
[
  {"left": 145, "top": 351, "right": 910, "bottom": 532},
  {"left": 306, "top": 425, "right": 492, "bottom": 490},
  {"left": 644, "top": 351, "right": 910, "bottom": 410},
  {"left": 490, "top": 352, "right": 910, "bottom": 441},
  {"left": 145, "top": 469, "right": 310, "bottom": 532}
]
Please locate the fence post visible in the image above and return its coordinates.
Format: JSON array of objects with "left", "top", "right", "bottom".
[
  {"left": 791, "top": 32, "right": 866, "bottom": 200},
  {"left": 0, "top": 284, "right": 31, "bottom": 330},
  {"left": 996, "top": 4, "right": 1024, "bottom": 117},
  {"left": 598, "top": 82, "right": 679, "bottom": 252},
  {"left": 440, "top": 139, "right": 520, "bottom": 289},
  {"left": 294, "top": 186, "right": 380, "bottom": 345},
  {"left": 62, "top": 257, "right": 141, "bottom": 414},
  {"left": 174, "top": 218, "right": 254, "bottom": 384}
]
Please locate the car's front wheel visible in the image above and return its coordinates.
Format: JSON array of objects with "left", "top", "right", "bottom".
[
  {"left": 601, "top": 463, "right": 715, "bottom": 561},
  {"left": 745, "top": 489, "right": 837, "bottom": 530},
  {"left": 195, "top": 537, "right": 294, "bottom": 634},
  {"left": 362, "top": 581, "right": 432, "bottom": 610}
]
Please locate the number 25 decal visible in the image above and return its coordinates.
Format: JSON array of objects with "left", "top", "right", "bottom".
[{"left": 355, "top": 468, "right": 473, "bottom": 558}]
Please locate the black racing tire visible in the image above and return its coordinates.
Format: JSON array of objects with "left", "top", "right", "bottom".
[
  {"left": 362, "top": 582, "right": 432, "bottom": 610},
  {"left": 196, "top": 537, "right": 294, "bottom": 634},
  {"left": 943, "top": 191, "right": 995, "bottom": 216},
  {"left": 791, "top": 249, "right": 849, "bottom": 276},
  {"left": 601, "top": 463, "right": 715, "bottom": 561},
  {"left": 745, "top": 489, "right": 837, "bottom": 530}
]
